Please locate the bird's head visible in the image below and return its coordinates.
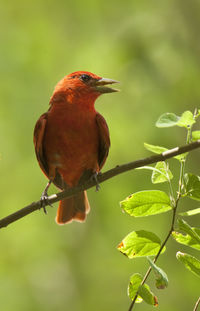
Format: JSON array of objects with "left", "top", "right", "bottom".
[{"left": 52, "top": 71, "right": 119, "bottom": 106}]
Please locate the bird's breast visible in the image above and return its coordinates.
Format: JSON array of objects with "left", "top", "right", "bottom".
[{"left": 44, "top": 104, "right": 99, "bottom": 186}]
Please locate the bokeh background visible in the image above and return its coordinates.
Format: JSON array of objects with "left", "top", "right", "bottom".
[{"left": 1, "top": 0, "right": 200, "bottom": 310}]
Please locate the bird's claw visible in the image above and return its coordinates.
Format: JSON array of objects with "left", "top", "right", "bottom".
[
  {"left": 40, "top": 193, "right": 48, "bottom": 214},
  {"left": 92, "top": 172, "right": 101, "bottom": 192},
  {"left": 40, "top": 181, "right": 53, "bottom": 214},
  {"left": 40, "top": 192, "right": 53, "bottom": 214}
]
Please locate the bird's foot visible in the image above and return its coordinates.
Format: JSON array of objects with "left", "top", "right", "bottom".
[
  {"left": 91, "top": 172, "right": 101, "bottom": 192},
  {"left": 40, "top": 181, "right": 53, "bottom": 214}
]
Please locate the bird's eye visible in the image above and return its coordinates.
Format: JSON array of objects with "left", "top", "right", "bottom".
[{"left": 80, "top": 74, "right": 91, "bottom": 82}]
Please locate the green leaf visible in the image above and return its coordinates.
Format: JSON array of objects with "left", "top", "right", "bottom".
[
  {"left": 144, "top": 142, "right": 186, "bottom": 162},
  {"left": 137, "top": 162, "right": 173, "bottom": 184},
  {"left": 156, "top": 113, "right": 180, "bottom": 128},
  {"left": 174, "top": 153, "right": 188, "bottom": 162},
  {"left": 192, "top": 131, "right": 200, "bottom": 141},
  {"left": 138, "top": 164, "right": 172, "bottom": 184},
  {"left": 138, "top": 284, "right": 158, "bottom": 306},
  {"left": 173, "top": 219, "right": 200, "bottom": 251},
  {"left": 179, "top": 207, "right": 200, "bottom": 216},
  {"left": 156, "top": 111, "right": 195, "bottom": 129},
  {"left": 128, "top": 274, "right": 158, "bottom": 306},
  {"left": 176, "top": 252, "right": 200, "bottom": 278},
  {"left": 151, "top": 162, "right": 173, "bottom": 184},
  {"left": 120, "top": 190, "right": 172, "bottom": 217},
  {"left": 177, "top": 219, "right": 200, "bottom": 244},
  {"left": 147, "top": 257, "right": 168, "bottom": 289},
  {"left": 172, "top": 229, "right": 200, "bottom": 251},
  {"left": 177, "top": 111, "right": 195, "bottom": 128},
  {"left": 185, "top": 173, "right": 200, "bottom": 201},
  {"left": 117, "top": 230, "right": 166, "bottom": 258},
  {"left": 128, "top": 273, "right": 143, "bottom": 303},
  {"left": 144, "top": 142, "right": 167, "bottom": 154}
]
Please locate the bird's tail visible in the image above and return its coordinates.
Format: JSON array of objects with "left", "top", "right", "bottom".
[{"left": 56, "top": 191, "right": 90, "bottom": 224}]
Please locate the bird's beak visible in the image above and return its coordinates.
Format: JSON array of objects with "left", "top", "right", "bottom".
[{"left": 94, "top": 77, "right": 120, "bottom": 93}]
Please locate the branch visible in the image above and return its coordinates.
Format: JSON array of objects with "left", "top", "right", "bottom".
[
  {"left": 1, "top": 140, "right": 200, "bottom": 229},
  {"left": 194, "top": 297, "right": 200, "bottom": 311}
]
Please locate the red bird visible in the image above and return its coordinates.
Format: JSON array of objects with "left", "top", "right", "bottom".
[{"left": 34, "top": 71, "right": 119, "bottom": 224}]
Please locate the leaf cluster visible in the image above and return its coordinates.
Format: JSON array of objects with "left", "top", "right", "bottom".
[{"left": 117, "top": 110, "right": 200, "bottom": 309}]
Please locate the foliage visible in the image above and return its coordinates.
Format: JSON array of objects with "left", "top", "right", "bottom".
[
  {"left": 118, "top": 110, "right": 200, "bottom": 310},
  {"left": 120, "top": 190, "right": 172, "bottom": 217}
]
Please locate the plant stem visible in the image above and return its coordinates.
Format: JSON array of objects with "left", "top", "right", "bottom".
[
  {"left": 193, "top": 297, "right": 200, "bottom": 311},
  {"left": 166, "top": 164, "right": 175, "bottom": 206}
]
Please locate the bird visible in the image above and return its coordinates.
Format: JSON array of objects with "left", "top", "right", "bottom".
[{"left": 33, "top": 71, "right": 119, "bottom": 224}]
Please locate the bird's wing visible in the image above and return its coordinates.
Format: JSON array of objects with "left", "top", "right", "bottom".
[
  {"left": 33, "top": 113, "right": 49, "bottom": 177},
  {"left": 96, "top": 112, "right": 110, "bottom": 169},
  {"left": 34, "top": 112, "right": 67, "bottom": 190}
]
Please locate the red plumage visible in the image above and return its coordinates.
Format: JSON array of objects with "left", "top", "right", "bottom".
[{"left": 34, "top": 71, "right": 118, "bottom": 224}]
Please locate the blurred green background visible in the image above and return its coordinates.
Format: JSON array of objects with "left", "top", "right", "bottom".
[{"left": 1, "top": 0, "right": 200, "bottom": 310}]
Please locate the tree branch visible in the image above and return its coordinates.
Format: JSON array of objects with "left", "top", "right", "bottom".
[
  {"left": 1, "top": 140, "right": 200, "bottom": 229},
  {"left": 194, "top": 297, "right": 200, "bottom": 311}
]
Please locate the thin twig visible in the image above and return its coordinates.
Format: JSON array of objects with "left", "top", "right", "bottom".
[
  {"left": 194, "top": 297, "right": 200, "bottom": 311},
  {"left": 0, "top": 140, "right": 200, "bottom": 229}
]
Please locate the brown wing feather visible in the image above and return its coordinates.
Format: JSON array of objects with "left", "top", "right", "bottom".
[
  {"left": 34, "top": 112, "right": 70, "bottom": 191},
  {"left": 33, "top": 113, "right": 49, "bottom": 177},
  {"left": 34, "top": 113, "right": 70, "bottom": 191},
  {"left": 96, "top": 113, "right": 110, "bottom": 169}
]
